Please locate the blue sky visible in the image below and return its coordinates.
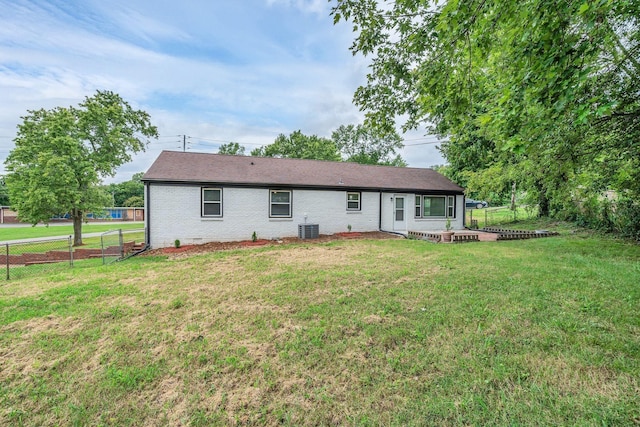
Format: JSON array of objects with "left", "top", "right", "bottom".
[{"left": 0, "top": 0, "right": 445, "bottom": 183}]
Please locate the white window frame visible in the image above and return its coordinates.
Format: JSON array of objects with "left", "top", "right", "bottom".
[
  {"left": 202, "top": 187, "right": 222, "bottom": 217},
  {"left": 447, "top": 195, "right": 455, "bottom": 218},
  {"left": 415, "top": 195, "right": 456, "bottom": 218},
  {"left": 346, "top": 191, "right": 361, "bottom": 211},
  {"left": 269, "top": 189, "right": 292, "bottom": 218}
]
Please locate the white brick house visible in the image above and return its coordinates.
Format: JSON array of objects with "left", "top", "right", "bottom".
[{"left": 142, "top": 151, "right": 465, "bottom": 248}]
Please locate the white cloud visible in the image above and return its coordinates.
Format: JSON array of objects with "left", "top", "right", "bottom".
[
  {"left": 0, "top": 0, "right": 446, "bottom": 181},
  {"left": 265, "top": 0, "right": 329, "bottom": 15}
]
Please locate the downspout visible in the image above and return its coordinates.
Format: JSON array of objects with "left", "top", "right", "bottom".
[
  {"left": 462, "top": 194, "right": 466, "bottom": 228},
  {"left": 145, "top": 182, "right": 151, "bottom": 247},
  {"left": 378, "top": 191, "right": 382, "bottom": 230}
]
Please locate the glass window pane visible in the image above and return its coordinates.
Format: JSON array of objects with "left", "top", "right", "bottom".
[
  {"left": 271, "top": 191, "right": 290, "bottom": 203},
  {"left": 395, "top": 198, "right": 404, "bottom": 209},
  {"left": 271, "top": 204, "right": 290, "bottom": 216},
  {"left": 348, "top": 193, "right": 359, "bottom": 201},
  {"left": 203, "top": 189, "right": 220, "bottom": 202},
  {"left": 395, "top": 209, "right": 404, "bottom": 221},
  {"left": 348, "top": 201, "right": 359, "bottom": 209},
  {"left": 203, "top": 203, "right": 220, "bottom": 216},
  {"left": 432, "top": 197, "right": 446, "bottom": 216},
  {"left": 424, "top": 196, "right": 446, "bottom": 216}
]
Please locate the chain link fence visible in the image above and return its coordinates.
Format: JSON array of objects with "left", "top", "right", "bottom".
[
  {"left": 466, "top": 205, "right": 538, "bottom": 229},
  {"left": 2, "top": 236, "right": 74, "bottom": 281},
  {"left": 2, "top": 228, "right": 145, "bottom": 281},
  {"left": 101, "top": 229, "right": 125, "bottom": 265}
]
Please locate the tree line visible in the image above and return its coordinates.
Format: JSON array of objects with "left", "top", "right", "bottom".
[
  {"left": 218, "top": 124, "right": 406, "bottom": 166},
  {"left": 332, "top": 0, "right": 640, "bottom": 239}
]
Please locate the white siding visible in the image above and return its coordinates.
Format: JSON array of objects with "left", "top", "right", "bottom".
[
  {"left": 380, "top": 192, "right": 465, "bottom": 233},
  {"left": 147, "top": 184, "right": 381, "bottom": 248}
]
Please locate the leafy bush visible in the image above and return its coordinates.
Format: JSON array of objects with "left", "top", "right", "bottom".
[
  {"left": 575, "top": 195, "right": 640, "bottom": 240},
  {"left": 613, "top": 197, "right": 640, "bottom": 241}
]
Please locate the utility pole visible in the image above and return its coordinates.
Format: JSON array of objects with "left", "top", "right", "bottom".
[{"left": 183, "top": 135, "right": 186, "bottom": 152}]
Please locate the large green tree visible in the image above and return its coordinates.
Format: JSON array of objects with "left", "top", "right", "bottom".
[
  {"left": 123, "top": 196, "right": 144, "bottom": 207},
  {"left": 4, "top": 91, "right": 157, "bottom": 245},
  {"left": 218, "top": 142, "right": 246, "bottom": 155},
  {"left": 331, "top": 123, "right": 406, "bottom": 166},
  {"left": 105, "top": 172, "right": 145, "bottom": 207},
  {"left": 332, "top": 0, "right": 640, "bottom": 231},
  {"left": 0, "top": 176, "right": 9, "bottom": 206},
  {"left": 251, "top": 130, "right": 341, "bottom": 161}
]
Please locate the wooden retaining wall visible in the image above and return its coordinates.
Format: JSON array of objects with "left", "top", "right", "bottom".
[
  {"left": 453, "top": 234, "right": 479, "bottom": 243},
  {"left": 407, "top": 231, "right": 442, "bottom": 243},
  {"left": 481, "top": 227, "right": 559, "bottom": 241}
]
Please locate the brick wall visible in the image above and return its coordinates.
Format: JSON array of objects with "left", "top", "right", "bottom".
[{"left": 147, "top": 184, "right": 382, "bottom": 248}]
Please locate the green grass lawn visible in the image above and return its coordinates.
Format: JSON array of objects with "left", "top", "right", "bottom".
[
  {"left": 0, "top": 222, "right": 143, "bottom": 242},
  {"left": 0, "top": 227, "right": 638, "bottom": 425}
]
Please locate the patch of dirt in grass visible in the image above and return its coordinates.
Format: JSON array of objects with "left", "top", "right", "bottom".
[
  {"left": 148, "top": 376, "right": 186, "bottom": 424},
  {"left": 80, "top": 336, "right": 110, "bottom": 374},
  {"left": 120, "top": 268, "right": 162, "bottom": 287},
  {"left": 271, "top": 319, "right": 303, "bottom": 341},
  {"left": 526, "top": 354, "right": 638, "bottom": 399},
  {"left": 3, "top": 314, "right": 82, "bottom": 337},
  {"left": 271, "top": 244, "right": 369, "bottom": 268},
  {"left": 0, "top": 315, "right": 84, "bottom": 378},
  {"left": 218, "top": 299, "right": 291, "bottom": 316},
  {"left": 363, "top": 314, "right": 385, "bottom": 324}
]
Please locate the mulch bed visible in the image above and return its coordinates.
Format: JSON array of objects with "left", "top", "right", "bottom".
[
  {"left": 239, "top": 239, "right": 270, "bottom": 247},
  {"left": 156, "top": 245, "right": 197, "bottom": 254},
  {"left": 145, "top": 231, "right": 400, "bottom": 257},
  {"left": 333, "top": 232, "right": 362, "bottom": 238}
]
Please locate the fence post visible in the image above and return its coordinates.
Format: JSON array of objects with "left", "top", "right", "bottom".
[
  {"left": 5, "top": 243, "right": 9, "bottom": 281},
  {"left": 485, "top": 209, "right": 488, "bottom": 227},
  {"left": 100, "top": 233, "right": 106, "bottom": 265},
  {"left": 119, "top": 229, "right": 124, "bottom": 259},
  {"left": 69, "top": 236, "right": 74, "bottom": 267}
]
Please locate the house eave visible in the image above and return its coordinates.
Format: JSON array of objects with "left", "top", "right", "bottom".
[{"left": 141, "top": 178, "right": 464, "bottom": 195}]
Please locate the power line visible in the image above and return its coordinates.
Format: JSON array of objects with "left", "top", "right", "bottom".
[
  {"left": 188, "top": 136, "right": 264, "bottom": 146},
  {"left": 401, "top": 136, "right": 442, "bottom": 141},
  {"left": 153, "top": 133, "right": 449, "bottom": 150},
  {"left": 404, "top": 140, "right": 446, "bottom": 146}
]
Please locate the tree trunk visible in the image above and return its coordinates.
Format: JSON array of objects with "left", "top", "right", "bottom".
[
  {"left": 538, "top": 192, "right": 550, "bottom": 217},
  {"left": 510, "top": 181, "right": 517, "bottom": 211},
  {"left": 72, "top": 210, "right": 83, "bottom": 246},
  {"left": 533, "top": 179, "right": 551, "bottom": 217}
]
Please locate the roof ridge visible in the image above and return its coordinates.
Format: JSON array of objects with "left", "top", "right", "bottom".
[{"left": 159, "top": 150, "right": 436, "bottom": 171}]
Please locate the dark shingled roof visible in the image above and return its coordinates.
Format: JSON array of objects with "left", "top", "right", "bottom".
[{"left": 142, "top": 151, "right": 464, "bottom": 194}]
